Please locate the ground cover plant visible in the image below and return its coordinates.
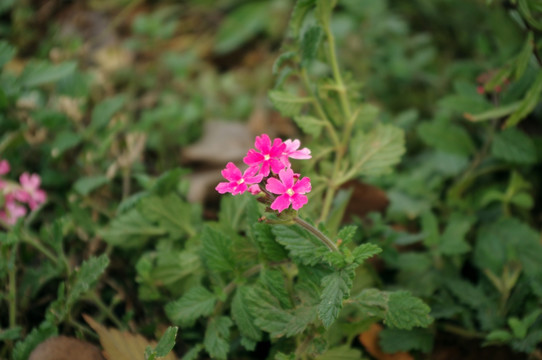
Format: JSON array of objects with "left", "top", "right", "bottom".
[{"left": 1, "top": 0, "right": 542, "bottom": 359}]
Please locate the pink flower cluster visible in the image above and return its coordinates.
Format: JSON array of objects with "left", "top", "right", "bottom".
[
  {"left": 0, "top": 159, "right": 47, "bottom": 226},
  {"left": 216, "top": 134, "right": 312, "bottom": 213}
]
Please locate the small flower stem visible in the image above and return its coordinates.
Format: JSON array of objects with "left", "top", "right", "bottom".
[{"left": 293, "top": 216, "right": 339, "bottom": 252}]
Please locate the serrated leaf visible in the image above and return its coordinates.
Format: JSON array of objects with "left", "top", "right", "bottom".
[
  {"left": 100, "top": 209, "right": 166, "bottom": 248},
  {"left": 379, "top": 328, "right": 433, "bottom": 353},
  {"left": 232, "top": 286, "right": 263, "bottom": 342},
  {"left": 166, "top": 286, "right": 217, "bottom": 327},
  {"left": 289, "top": 0, "right": 316, "bottom": 36},
  {"left": 505, "top": 70, "right": 542, "bottom": 128},
  {"left": 445, "top": 278, "right": 487, "bottom": 309},
  {"left": 201, "top": 225, "right": 235, "bottom": 273},
  {"left": 273, "top": 51, "right": 296, "bottom": 75},
  {"left": 73, "top": 175, "right": 109, "bottom": 196},
  {"left": 300, "top": 25, "right": 323, "bottom": 66},
  {"left": 354, "top": 289, "right": 433, "bottom": 330},
  {"left": 12, "top": 321, "right": 57, "bottom": 360},
  {"left": 67, "top": 254, "right": 109, "bottom": 308},
  {"left": 261, "top": 269, "right": 293, "bottom": 309},
  {"left": 214, "top": 2, "right": 268, "bottom": 54},
  {"left": 272, "top": 224, "right": 329, "bottom": 266},
  {"left": 318, "top": 271, "right": 351, "bottom": 328},
  {"left": 146, "top": 326, "right": 178, "bottom": 360},
  {"left": 491, "top": 127, "right": 537, "bottom": 164},
  {"left": 337, "top": 225, "right": 357, "bottom": 245},
  {"left": 352, "top": 243, "right": 381, "bottom": 265},
  {"left": 139, "top": 195, "right": 196, "bottom": 237},
  {"left": 269, "top": 90, "right": 311, "bottom": 117},
  {"left": 20, "top": 61, "right": 77, "bottom": 87},
  {"left": 253, "top": 223, "right": 288, "bottom": 261},
  {"left": 293, "top": 115, "right": 325, "bottom": 137},
  {"left": 90, "top": 95, "right": 126, "bottom": 131},
  {"left": 0, "top": 327, "right": 21, "bottom": 341},
  {"left": 349, "top": 124, "right": 405, "bottom": 177},
  {"left": 0, "top": 41, "right": 15, "bottom": 68},
  {"left": 204, "top": 316, "right": 233, "bottom": 360}
]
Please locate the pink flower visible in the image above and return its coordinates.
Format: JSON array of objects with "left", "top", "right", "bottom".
[
  {"left": 243, "top": 134, "right": 286, "bottom": 177},
  {"left": 216, "top": 162, "right": 264, "bottom": 195},
  {"left": 0, "top": 199, "right": 27, "bottom": 225},
  {"left": 0, "top": 160, "right": 9, "bottom": 175},
  {"left": 265, "top": 168, "right": 311, "bottom": 212},
  {"left": 248, "top": 184, "right": 261, "bottom": 195},
  {"left": 15, "top": 173, "right": 47, "bottom": 210},
  {"left": 282, "top": 139, "right": 311, "bottom": 165}
]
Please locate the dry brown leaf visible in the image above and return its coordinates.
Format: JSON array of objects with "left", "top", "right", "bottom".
[
  {"left": 84, "top": 314, "right": 177, "bottom": 360},
  {"left": 29, "top": 336, "right": 105, "bottom": 360},
  {"left": 359, "top": 323, "right": 414, "bottom": 360}
]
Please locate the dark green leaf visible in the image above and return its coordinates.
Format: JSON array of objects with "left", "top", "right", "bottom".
[
  {"left": 181, "top": 344, "right": 203, "bottom": 360},
  {"left": 99, "top": 209, "right": 166, "bottom": 248},
  {"left": 300, "top": 25, "right": 323, "bottom": 66},
  {"left": 204, "top": 316, "right": 233, "bottom": 360},
  {"left": 379, "top": 328, "right": 434, "bottom": 353},
  {"left": 232, "top": 287, "right": 262, "bottom": 343},
  {"left": 12, "top": 321, "right": 57, "bottom": 360},
  {"left": 272, "top": 224, "right": 329, "bottom": 266},
  {"left": 0, "top": 41, "right": 15, "bottom": 68},
  {"left": 438, "top": 213, "right": 473, "bottom": 255},
  {"left": 146, "top": 326, "right": 178, "bottom": 360},
  {"left": 491, "top": 128, "right": 537, "bottom": 164},
  {"left": 201, "top": 225, "right": 235, "bottom": 273},
  {"left": 90, "top": 95, "right": 126, "bottom": 131},
  {"left": 418, "top": 120, "right": 475, "bottom": 156},
  {"left": 67, "top": 254, "right": 109, "bottom": 308},
  {"left": 351, "top": 243, "right": 381, "bottom": 265},
  {"left": 289, "top": 0, "right": 316, "bottom": 36},
  {"left": 505, "top": 70, "right": 542, "bottom": 128},
  {"left": 166, "top": 286, "right": 217, "bottom": 327},
  {"left": 253, "top": 223, "right": 288, "bottom": 261},
  {"left": 140, "top": 195, "right": 197, "bottom": 237},
  {"left": 73, "top": 175, "right": 109, "bottom": 196},
  {"left": 261, "top": 269, "right": 293, "bottom": 308},
  {"left": 318, "top": 271, "right": 351, "bottom": 328},
  {"left": 20, "top": 61, "right": 77, "bottom": 87}
]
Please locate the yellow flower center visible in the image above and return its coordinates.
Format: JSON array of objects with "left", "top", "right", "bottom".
[
  {"left": 286, "top": 188, "right": 294, "bottom": 196},
  {"left": 237, "top": 179, "right": 245, "bottom": 185},
  {"left": 264, "top": 154, "right": 270, "bottom": 161}
]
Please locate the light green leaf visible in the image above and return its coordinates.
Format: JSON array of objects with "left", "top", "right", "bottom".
[
  {"left": 12, "top": 321, "right": 58, "bottom": 360},
  {"left": 73, "top": 175, "right": 109, "bottom": 196},
  {"left": 318, "top": 271, "right": 351, "bottom": 328},
  {"left": 214, "top": 2, "right": 268, "bottom": 54},
  {"left": 509, "top": 317, "right": 527, "bottom": 339},
  {"left": 379, "top": 328, "right": 434, "bottom": 353},
  {"left": 505, "top": 70, "right": 542, "bottom": 128},
  {"left": 253, "top": 223, "right": 288, "bottom": 262},
  {"left": 486, "top": 329, "right": 514, "bottom": 342},
  {"left": 418, "top": 121, "right": 475, "bottom": 156},
  {"left": 201, "top": 225, "right": 235, "bottom": 273},
  {"left": 349, "top": 124, "right": 405, "bottom": 177},
  {"left": 351, "top": 243, "right": 381, "bottom": 265},
  {"left": 464, "top": 101, "right": 521, "bottom": 122},
  {"left": 315, "top": 345, "right": 362, "bottom": 360},
  {"left": 51, "top": 131, "right": 82, "bottom": 157},
  {"left": 166, "top": 286, "right": 217, "bottom": 327},
  {"left": 181, "top": 344, "right": 203, "bottom": 360},
  {"left": 99, "top": 209, "right": 166, "bottom": 248},
  {"left": 438, "top": 213, "right": 473, "bottom": 255},
  {"left": 337, "top": 225, "right": 357, "bottom": 245},
  {"left": 90, "top": 95, "right": 126, "bottom": 131},
  {"left": 139, "top": 195, "right": 196, "bottom": 237},
  {"left": 269, "top": 90, "right": 311, "bottom": 117},
  {"left": 145, "top": 326, "right": 178, "bottom": 360},
  {"left": 20, "top": 61, "right": 77, "bottom": 87},
  {"left": 515, "top": 32, "right": 534, "bottom": 80},
  {"left": 300, "top": 25, "right": 323, "bottom": 66},
  {"left": 293, "top": 115, "right": 325, "bottom": 137},
  {"left": 232, "top": 287, "right": 262, "bottom": 343},
  {"left": 204, "top": 316, "right": 233, "bottom": 360},
  {"left": 491, "top": 128, "right": 537, "bottom": 164},
  {"left": 272, "top": 224, "right": 329, "bottom": 266},
  {"left": 67, "top": 255, "right": 109, "bottom": 309}
]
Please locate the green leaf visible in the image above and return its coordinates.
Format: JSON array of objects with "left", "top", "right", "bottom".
[
  {"left": 99, "top": 209, "right": 166, "bottom": 248},
  {"left": 0, "top": 41, "right": 15, "bottom": 68},
  {"left": 421, "top": 211, "right": 439, "bottom": 247},
  {"left": 139, "top": 195, "right": 196, "bottom": 237},
  {"left": 300, "top": 25, "right": 323, "bottom": 66},
  {"left": 51, "top": 131, "right": 83, "bottom": 157},
  {"left": 201, "top": 225, "right": 235, "bottom": 273},
  {"left": 515, "top": 32, "right": 534, "bottom": 80},
  {"left": 509, "top": 317, "right": 527, "bottom": 339},
  {"left": 20, "top": 61, "right": 77, "bottom": 87},
  {"left": 166, "top": 286, "right": 217, "bottom": 327},
  {"left": 486, "top": 329, "right": 514, "bottom": 343},
  {"left": 351, "top": 243, "right": 382, "bottom": 265},
  {"left": 289, "top": 0, "right": 316, "bottom": 36},
  {"left": 445, "top": 278, "right": 487, "bottom": 309},
  {"left": 181, "top": 344, "right": 203, "bottom": 360},
  {"left": 272, "top": 224, "right": 329, "bottom": 266},
  {"left": 253, "top": 223, "right": 288, "bottom": 262},
  {"left": 272, "top": 51, "right": 296, "bottom": 75},
  {"left": 67, "top": 254, "right": 109, "bottom": 309},
  {"left": 438, "top": 213, "right": 473, "bottom": 255},
  {"left": 318, "top": 271, "right": 351, "bottom": 328},
  {"left": 12, "top": 321, "right": 57, "bottom": 360},
  {"left": 293, "top": 115, "right": 325, "bottom": 137},
  {"left": 269, "top": 90, "right": 311, "bottom": 117},
  {"left": 214, "top": 2, "right": 268, "bottom": 54},
  {"left": 464, "top": 101, "right": 521, "bottom": 122},
  {"left": 379, "top": 328, "right": 434, "bottom": 353},
  {"left": 337, "top": 225, "right": 357, "bottom": 245},
  {"left": 315, "top": 345, "right": 362, "bottom": 360},
  {"left": 261, "top": 269, "right": 293, "bottom": 308},
  {"left": 354, "top": 289, "right": 433, "bottom": 330},
  {"left": 232, "top": 287, "right": 263, "bottom": 343},
  {"left": 204, "top": 316, "right": 233, "bottom": 360},
  {"left": 90, "top": 95, "right": 126, "bottom": 131},
  {"left": 418, "top": 120, "right": 475, "bottom": 156},
  {"left": 0, "top": 327, "right": 21, "bottom": 341},
  {"left": 505, "top": 70, "right": 542, "bottom": 128},
  {"left": 349, "top": 124, "right": 405, "bottom": 177},
  {"left": 73, "top": 175, "right": 109, "bottom": 196},
  {"left": 491, "top": 128, "right": 537, "bottom": 164},
  {"left": 145, "top": 326, "right": 178, "bottom": 360}
]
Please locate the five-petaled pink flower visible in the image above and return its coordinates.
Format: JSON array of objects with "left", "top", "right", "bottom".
[
  {"left": 0, "top": 197, "right": 27, "bottom": 225},
  {"left": 281, "top": 139, "right": 311, "bottom": 166},
  {"left": 15, "top": 173, "right": 47, "bottom": 210},
  {"left": 216, "top": 162, "right": 264, "bottom": 195},
  {"left": 243, "top": 134, "right": 286, "bottom": 177},
  {"left": 266, "top": 168, "right": 311, "bottom": 213}
]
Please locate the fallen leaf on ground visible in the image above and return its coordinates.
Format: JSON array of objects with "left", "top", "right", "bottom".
[
  {"left": 359, "top": 323, "right": 414, "bottom": 360},
  {"left": 29, "top": 336, "right": 105, "bottom": 360},
  {"left": 84, "top": 314, "right": 177, "bottom": 360}
]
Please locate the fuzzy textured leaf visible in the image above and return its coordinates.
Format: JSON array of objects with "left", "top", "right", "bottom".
[
  {"left": 166, "top": 286, "right": 217, "bottom": 327},
  {"left": 139, "top": 195, "right": 196, "bottom": 237},
  {"left": 491, "top": 128, "right": 537, "bottom": 164},
  {"left": 231, "top": 287, "right": 263, "bottom": 343},
  {"left": 272, "top": 224, "right": 329, "bottom": 266},
  {"left": 269, "top": 90, "right": 311, "bottom": 117},
  {"left": 67, "top": 254, "right": 109, "bottom": 308},
  {"left": 100, "top": 209, "right": 166, "bottom": 248},
  {"left": 293, "top": 115, "right": 325, "bottom": 137},
  {"left": 379, "top": 328, "right": 434, "bottom": 353},
  {"left": 201, "top": 225, "right": 235, "bottom": 273},
  {"left": 318, "top": 271, "right": 351, "bottom": 328},
  {"left": 204, "top": 317, "right": 233, "bottom": 360}
]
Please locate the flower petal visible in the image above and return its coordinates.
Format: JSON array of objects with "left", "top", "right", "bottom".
[
  {"left": 292, "top": 177, "right": 311, "bottom": 194},
  {"left": 216, "top": 182, "right": 235, "bottom": 194},
  {"left": 291, "top": 193, "right": 308, "bottom": 210},
  {"left": 269, "top": 138, "right": 286, "bottom": 157},
  {"left": 221, "top": 162, "right": 242, "bottom": 181},
  {"left": 266, "top": 177, "right": 286, "bottom": 194},
  {"left": 248, "top": 185, "right": 261, "bottom": 194},
  {"left": 278, "top": 168, "right": 294, "bottom": 189},
  {"left": 270, "top": 159, "right": 286, "bottom": 174},
  {"left": 255, "top": 134, "right": 271, "bottom": 153},
  {"left": 244, "top": 149, "right": 265, "bottom": 167},
  {"left": 270, "top": 194, "right": 291, "bottom": 212},
  {"left": 289, "top": 147, "right": 311, "bottom": 159}
]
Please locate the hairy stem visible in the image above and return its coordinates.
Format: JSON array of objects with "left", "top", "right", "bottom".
[{"left": 293, "top": 216, "right": 338, "bottom": 252}]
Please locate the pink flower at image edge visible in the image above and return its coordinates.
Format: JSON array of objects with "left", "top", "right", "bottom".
[
  {"left": 216, "top": 162, "right": 264, "bottom": 195},
  {"left": 15, "top": 172, "right": 47, "bottom": 210},
  {"left": 266, "top": 168, "right": 311, "bottom": 213},
  {"left": 0, "top": 160, "right": 10, "bottom": 175},
  {"left": 243, "top": 134, "right": 286, "bottom": 177}
]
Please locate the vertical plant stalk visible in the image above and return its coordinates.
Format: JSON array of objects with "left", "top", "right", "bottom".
[
  {"left": 8, "top": 244, "right": 18, "bottom": 330},
  {"left": 293, "top": 216, "right": 339, "bottom": 252}
]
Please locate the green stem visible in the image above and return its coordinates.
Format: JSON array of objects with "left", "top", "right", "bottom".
[
  {"left": 293, "top": 216, "right": 339, "bottom": 252},
  {"left": 441, "top": 324, "right": 485, "bottom": 339},
  {"left": 86, "top": 291, "right": 125, "bottom": 329},
  {"left": 324, "top": 26, "right": 352, "bottom": 121},
  {"left": 8, "top": 246, "right": 17, "bottom": 329}
]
